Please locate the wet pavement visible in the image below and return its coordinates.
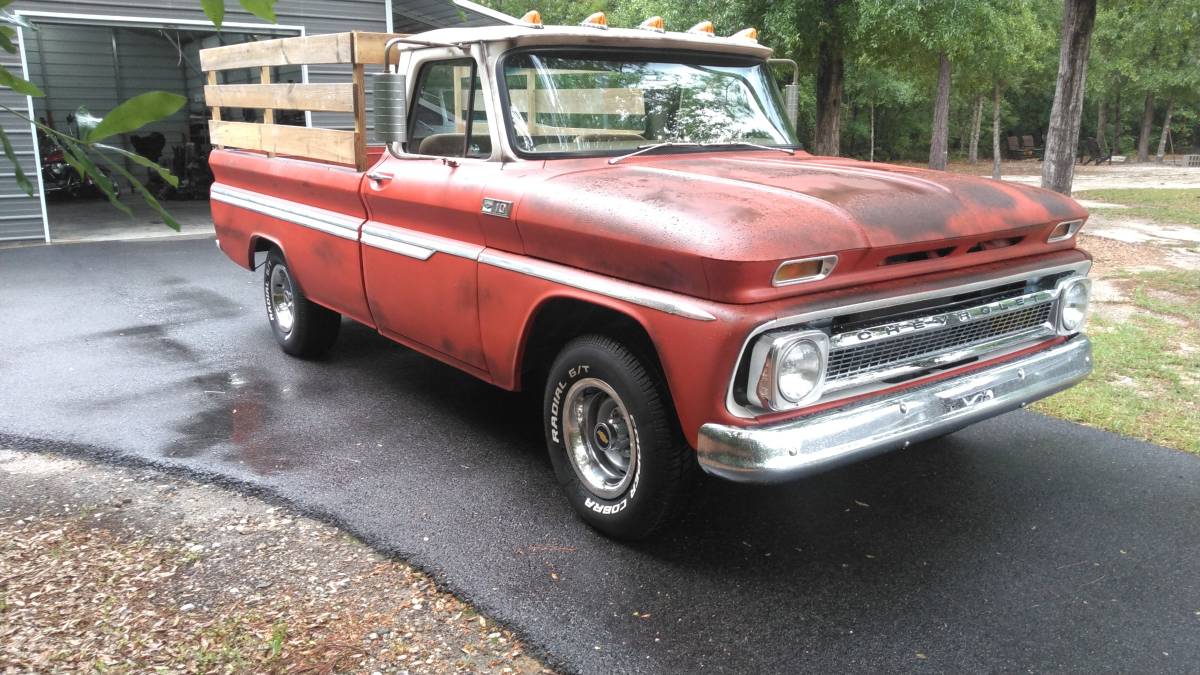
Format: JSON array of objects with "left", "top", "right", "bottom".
[{"left": 2, "top": 238, "right": 1198, "bottom": 674}]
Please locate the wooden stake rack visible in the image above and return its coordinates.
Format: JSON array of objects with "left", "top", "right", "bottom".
[{"left": 200, "top": 32, "right": 399, "bottom": 171}]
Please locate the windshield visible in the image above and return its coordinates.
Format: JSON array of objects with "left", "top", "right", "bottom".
[{"left": 501, "top": 50, "right": 798, "bottom": 156}]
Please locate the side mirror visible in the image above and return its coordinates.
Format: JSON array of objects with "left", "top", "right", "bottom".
[
  {"left": 372, "top": 72, "right": 407, "bottom": 145},
  {"left": 783, "top": 83, "right": 800, "bottom": 132}
]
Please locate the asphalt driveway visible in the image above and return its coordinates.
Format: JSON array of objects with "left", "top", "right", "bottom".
[{"left": 1, "top": 238, "right": 1197, "bottom": 673}]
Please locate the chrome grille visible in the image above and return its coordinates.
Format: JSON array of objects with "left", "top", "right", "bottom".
[{"left": 827, "top": 302, "right": 1054, "bottom": 382}]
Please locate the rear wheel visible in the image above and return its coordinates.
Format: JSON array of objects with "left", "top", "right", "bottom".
[
  {"left": 544, "top": 335, "right": 695, "bottom": 540},
  {"left": 264, "top": 249, "right": 341, "bottom": 358}
]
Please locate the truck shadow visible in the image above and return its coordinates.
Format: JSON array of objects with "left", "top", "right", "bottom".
[{"left": 327, "top": 321, "right": 1012, "bottom": 567}]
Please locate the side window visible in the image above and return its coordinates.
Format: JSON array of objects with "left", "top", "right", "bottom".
[{"left": 409, "top": 59, "right": 491, "bottom": 159}]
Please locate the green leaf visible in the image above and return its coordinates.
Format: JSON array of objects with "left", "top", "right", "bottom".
[
  {"left": 0, "top": 125, "right": 32, "bottom": 196},
  {"left": 97, "top": 152, "right": 181, "bottom": 231},
  {"left": 0, "top": 66, "right": 43, "bottom": 97},
  {"left": 201, "top": 0, "right": 225, "bottom": 29},
  {"left": 84, "top": 92, "right": 186, "bottom": 143},
  {"left": 238, "top": 0, "right": 277, "bottom": 23},
  {"left": 95, "top": 143, "right": 180, "bottom": 188},
  {"left": 0, "top": 26, "right": 16, "bottom": 54},
  {"left": 58, "top": 141, "right": 132, "bottom": 217}
]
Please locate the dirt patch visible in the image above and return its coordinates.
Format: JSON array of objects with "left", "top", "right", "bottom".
[
  {"left": 1077, "top": 234, "right": 1166, "bottom": 275},
  {"left": 0, "top": 450, "right": 552, "bottom": 674}
]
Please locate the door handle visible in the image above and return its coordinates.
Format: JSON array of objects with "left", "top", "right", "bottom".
[{"left": 367, "top": 171, "right": 394, "bottom": 185}]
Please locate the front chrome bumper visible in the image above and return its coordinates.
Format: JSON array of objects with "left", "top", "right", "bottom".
[{"left": 696, "top": 336, "right": 1092, "bottom": 483}]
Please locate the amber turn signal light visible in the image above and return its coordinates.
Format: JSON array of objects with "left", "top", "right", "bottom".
[
  {"left": 1046, "top": 219, "right": 1083, "bottom": 243},
  {"left": 731, "top": 27, "right": 758, "bottom": 41},
  {"left": 773, "top": 255, "right": 838, "bottom": 286},
  {"left": 580, "top": 12, "right": 608, "bottom": 29},
  {"left": 687, "top": 20, "right": 715, "bottom": 36},
  {"left": 639, "top": 16, "right": 666, "bottom": 32},
  {"left": 520, "top": 10, "right": 543, "bottom": 25}
]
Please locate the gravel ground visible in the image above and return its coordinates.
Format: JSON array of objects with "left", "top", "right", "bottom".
[{"left": 0, "top": 449, "right": 551, "bottom": 674}]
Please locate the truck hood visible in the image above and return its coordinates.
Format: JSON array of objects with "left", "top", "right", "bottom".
[{"left": 512, "top": 152, "right": 1088, "bottom": 304}]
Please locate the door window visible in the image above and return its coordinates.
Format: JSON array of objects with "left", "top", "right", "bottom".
[{"left": 409, "top": 58, "right": 491, "bottom": 158}]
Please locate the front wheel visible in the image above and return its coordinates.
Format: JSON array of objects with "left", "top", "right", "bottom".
[
  {"left": 264, "top": 250, "right": 341, "bottom": 358},
  {"left": 544, "top": 335, "right": 695, "bottom": 540}
]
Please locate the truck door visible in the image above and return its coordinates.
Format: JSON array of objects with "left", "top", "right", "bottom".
[{"left": 359, "top": 57, "right": 496, "bottom": 376}]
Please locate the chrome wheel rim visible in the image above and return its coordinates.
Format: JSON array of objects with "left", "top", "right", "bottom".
[
  {"left": 268, "top": 265, "right": 296, "bottom": 334},
  {"left": 562, "top": 378, "right": 637, "bottom": 499}
]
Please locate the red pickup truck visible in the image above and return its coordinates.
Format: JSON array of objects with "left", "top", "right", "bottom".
[{"left": 203, "top": 19, "right": 1093, "bottom": 539}]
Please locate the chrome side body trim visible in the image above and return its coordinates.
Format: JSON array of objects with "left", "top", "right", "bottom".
[
  {"left": 699, "top": 336, "right": 1093, "bottom": 483},
  {"left": 479, "top": 250, "right": 718, "bottom": 321},
  {"left": 361, "top": 221, "right": 484, "bottom": 260},
  {"left": 211, "top": 184, "right": 362, "bottom": 241},
  {"left": 361, "top": 232, "right": 435, "bottom": 260},
  {"left": 213, "top": 185, "right": 717, "bottom": 321}
]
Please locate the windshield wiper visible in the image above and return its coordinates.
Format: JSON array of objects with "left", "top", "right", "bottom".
[
  {"left": 699, "top": 141, "right": 795, "bottom": 156},
  {"left": 608, "top": 142, "right": 700, "bottom": 165}
]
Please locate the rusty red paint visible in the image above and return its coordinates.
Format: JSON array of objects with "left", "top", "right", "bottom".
[{"left": 209, "top": 146, "right": 1089, "bottom": 448}]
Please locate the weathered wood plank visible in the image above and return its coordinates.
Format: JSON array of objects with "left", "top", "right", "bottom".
[
  {"left": 352, "top": 63, "right": 367, "bottom": 171},
  {"left": 203, "top": 83, "right": 355, "bottom": 113},
  {"left": 352, "top": 32, "right": 405, "bottom": 65},
  {"left": 207, "top": 71, "right": 223, "bottom": 149},
  {"left": 200, "top": 33, "right": 352, "bottom": 71},
  {"left": 209, "top": 120, "right": 358, "bottom": 166}
]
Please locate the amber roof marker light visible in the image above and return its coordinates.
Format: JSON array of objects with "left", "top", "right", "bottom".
[
  {"left": 580, "top": 12, "right": 608, "bottom": 29},
  {"left": 638, "top": 16, "right": 666, "bottom": 32},
  {"left": 520, "top": 10, "right": 544, "bottom": 27},
  {"left": 687, "top": 20, "right": 716, "bottom": 36},
  {"left": 731, "top": 27, "right": 758, "bottom": 42}
]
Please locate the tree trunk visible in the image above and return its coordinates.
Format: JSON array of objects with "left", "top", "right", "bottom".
[
  {"left": 929, "top": 52, "right": 952, "bottom": 170},
  {"left": 992, "top": 82, "right": 1003, "bottom": 180},
  {"left": 1096, "top": 92, "right": 1107, "bottom": 154},
  {"left": 1041, "top": 0, "right": 1097, "bottom": 195},
  {"left": 1156, "top": 97, "right": 1174, "bottom": 162},
  {"left": 958, "top": 102, "right": 969, "bottom": 159},
  {"left": 968, "top": 94, "right": 983, "bottom": 163},
  {"left": 869, "top": 101, "right": 876, "bottom": 162},
  {"left": 813, "top": 15, "right": 844, "bottom": 156},
  {"left": 1136, "top": 90, "right": 1155, "bottom": 162},
  {"left": 1111, "top": 85, "right": 1121, "bottom": 154}
]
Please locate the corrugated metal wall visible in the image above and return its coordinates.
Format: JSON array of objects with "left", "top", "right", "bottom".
[{"left": 0, "top": 40, "right": 45, "bottom": 241}]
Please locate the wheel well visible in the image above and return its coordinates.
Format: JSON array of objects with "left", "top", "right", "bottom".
[
  {"left": 519, "top": 298, "right": 665, "bottom": 393},
  {"left": 248, "top": 236, "right": 279, "bottom": 268}
]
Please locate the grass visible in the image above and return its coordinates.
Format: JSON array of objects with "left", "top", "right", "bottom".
[
  {"left": 1075, "top": 188, "right": 1200, "bottom": 226},
  {"left": 1034, "top": 269, "right": 1200, "bottom": 454}
]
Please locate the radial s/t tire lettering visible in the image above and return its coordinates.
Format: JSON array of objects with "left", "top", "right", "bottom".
[
  {"left": 544, "top": 335, "right": 696, "bottom": 540},
  {"left": 263, "top": 249, "right": 341, "bottom": 358}
]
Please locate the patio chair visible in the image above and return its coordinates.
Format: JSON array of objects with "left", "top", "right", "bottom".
[
  {"left": 1021, "top": 134, "right": 1043, "bottom": 159},
  {"left": 1006, "top": 135, "right": 1030, "bottom": 160}
]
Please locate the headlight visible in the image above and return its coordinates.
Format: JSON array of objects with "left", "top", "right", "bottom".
[
  {"left": 777, "top": 340, "right": 824, "bottom": 402},
  {"left": 1057, "top": 277, "right": 1091, "bottom": 333},
  {"left": 746, "top": 330, "right": 829, "bottom": 410}
]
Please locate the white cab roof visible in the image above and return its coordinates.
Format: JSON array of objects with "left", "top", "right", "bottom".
[{"left": 410, "top": 24, "right": 774, "bottom": 59}]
